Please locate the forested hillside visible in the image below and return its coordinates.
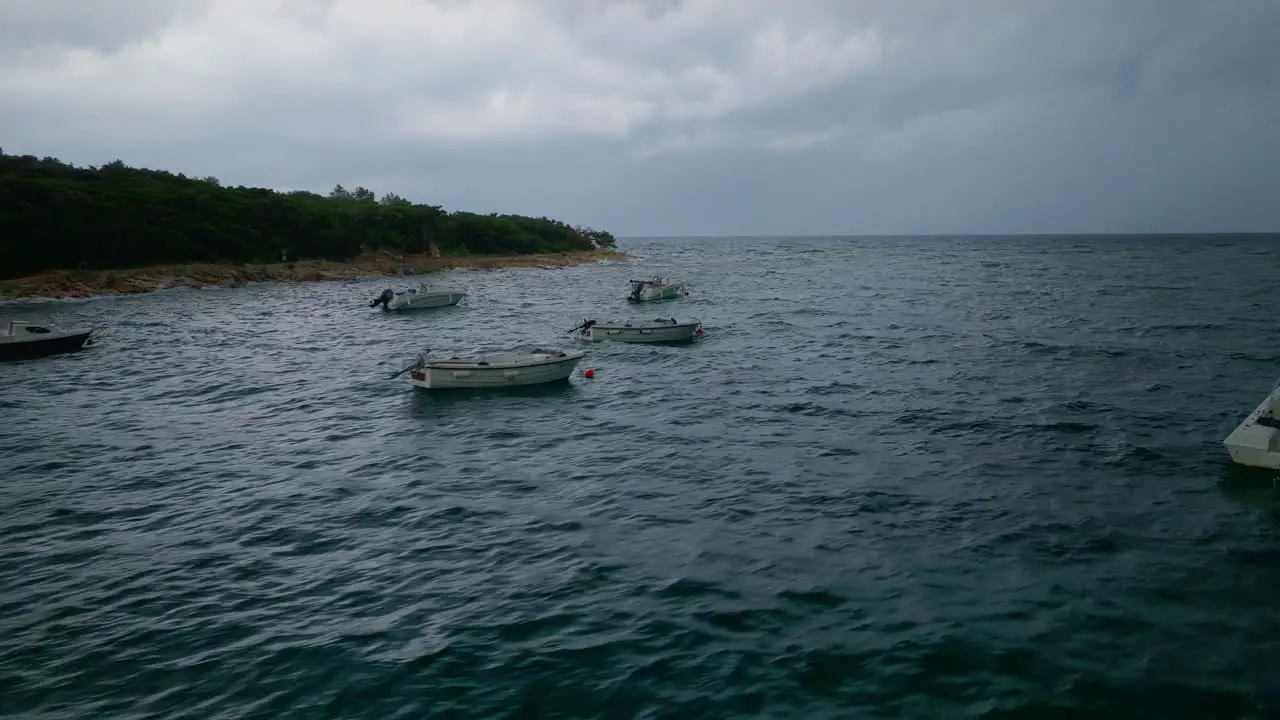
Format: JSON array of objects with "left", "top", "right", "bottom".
[{"left": 0, "top": 151, "right": 616, "bottom": 280}]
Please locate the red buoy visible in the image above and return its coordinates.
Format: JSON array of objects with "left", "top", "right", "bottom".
[
  {"left": 584, "top": 368, "right": 595, "bottom": 378},
  {"left": 684, "top": 291, "right": 690, "bottom": 296},
  {"left": 696, "top": 327, "right": 703, "bottom": 334}
]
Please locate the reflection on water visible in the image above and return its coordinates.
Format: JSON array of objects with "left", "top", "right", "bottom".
[{"left": 1220, "top": 465, "right": 1280, "bottom": 518}]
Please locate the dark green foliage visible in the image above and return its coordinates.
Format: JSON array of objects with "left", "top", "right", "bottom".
[{"left": 0, "top": 150, "right": 617, "bottom": 280}]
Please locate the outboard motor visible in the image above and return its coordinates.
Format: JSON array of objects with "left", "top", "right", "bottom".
[
  {"left": 628, "top": 281, "right": 643, "bottom": 302},
  {"left": 370, "top": 288, "right": 394, "bottom": 309},
  {"left": 568, "top": 319, "right": 596, "bottom": 335}
]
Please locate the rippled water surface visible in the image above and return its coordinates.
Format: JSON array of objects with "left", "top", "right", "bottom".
[{"left": 5, "top": 235, "right": 1280, "bottom": 718}]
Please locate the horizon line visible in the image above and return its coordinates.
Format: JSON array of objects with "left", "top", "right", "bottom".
[{"left": 615, "top": 231, "right": 1280, "bottom": 240}]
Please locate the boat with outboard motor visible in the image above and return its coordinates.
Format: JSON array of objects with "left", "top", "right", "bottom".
[
  {"left": 1224, "top": 377, "right": 1280, "bottom": 469},
  {"left": 626, "top": 276, "right": 687, "bottom": 302},
  {"left": 370, "top": 283, "right": 466, "bottom": 311},
  {"left": 390, "top": 346, "right": 587, "bottom": 389},
  {"left": 0, "top": 320, "right": 94, "bottom": 361},
  {"left": 569, "top": 316, "right": 703, "bottom": 343}
]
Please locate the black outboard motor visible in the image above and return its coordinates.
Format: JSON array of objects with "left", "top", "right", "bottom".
[
  {"left": 628, "top": 280, "right": 643, "bottom": 302},
  {"left": 370, "top": 288, "right": 394, "bottom": 309},
  {"left": 568, "top": 319, "right": 596, "bottom": 335}
]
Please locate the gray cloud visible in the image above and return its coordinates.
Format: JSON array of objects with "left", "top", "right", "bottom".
[
  {"left": 0, "top": 0, "right": 1276, "bottom": 235},
  {"left": 0, "top": 0, "right": 198, "bottom": 49}
]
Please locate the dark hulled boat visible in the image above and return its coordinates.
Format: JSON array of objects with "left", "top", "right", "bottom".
[{"left": 0, "top": 320, "right": 94, "bottom": 362}]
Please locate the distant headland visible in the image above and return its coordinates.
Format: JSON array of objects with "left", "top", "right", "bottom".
[{"left": 0, "top": 150, "right": 629, "bottom": 300}]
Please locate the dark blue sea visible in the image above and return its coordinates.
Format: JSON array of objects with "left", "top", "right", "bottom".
[{"left": 3, "top": 235, "right": 1280, "bottom": 719}]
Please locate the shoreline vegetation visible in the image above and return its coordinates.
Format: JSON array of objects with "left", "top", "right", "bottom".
[
  {"left": 0, "top": 249, "right": 630, "bottom": 300},
  {"left": 0, "top": 150, "right": 629, "bottom": 300}
]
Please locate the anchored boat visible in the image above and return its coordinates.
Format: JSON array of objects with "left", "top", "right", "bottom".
[
  {"left": 570, "top": 317, "right": 703, "bottom": 343},
  {"left": 1224, "top": 379, "right": 1280, "bottom": 469},
  {"left": 370, "top": 283, "right": 466, "bottom": 311},
  {"left": 390, "top": 347, "right": 586, "bottom": 389},
  {"left": 626, "top": 276, "right": 687, "bottom": 302},
  {"left": 0, "top": 320, "right": 94, "bottom": 362}
]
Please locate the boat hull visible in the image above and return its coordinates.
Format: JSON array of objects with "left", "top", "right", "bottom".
[
  {"left": 385, "top": 291, "right": 465, "bottom": 311},
  {"left": 626, "top": 278, "right": 686, "bottom": 302},
  {"left": 581, "top": 322, "right": 699, "bottom": 343},
  {"left": 408, "top": 351, "right": 585, "bottom": 389},
  {"left": 0, "top": 330, "right": 93, "bottom": 362},
  {"left": 1223, "top": 385, "right": 1280, "bottom": 469},
  {"left": 627, "top": 285, "right": 683, "bottom": 302}
]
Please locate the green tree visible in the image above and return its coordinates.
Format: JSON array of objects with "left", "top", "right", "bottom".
[{"left": 0, "top": 151, "right": 616, "bottom": 280}]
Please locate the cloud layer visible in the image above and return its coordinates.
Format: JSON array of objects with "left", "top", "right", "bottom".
[{"left": 2, "top": 0, "right": 1277, "bottom": 235}]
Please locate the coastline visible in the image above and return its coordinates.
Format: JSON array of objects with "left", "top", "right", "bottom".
[{"left": 0, "top": 249, "right": 632, "bottom": 301}]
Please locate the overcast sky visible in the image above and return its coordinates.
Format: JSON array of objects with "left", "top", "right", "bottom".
[{"left": 1, "top": 0, "right": 1277, "bottom": 236}]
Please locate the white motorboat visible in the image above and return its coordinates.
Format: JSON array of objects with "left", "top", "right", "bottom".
[
  {"left": 0, "top": 320, "right": 94, "bottom": 362},
  {"left": 391, "top": 347, "right": 586, "bottom": 389},
  {"left": 569, "top": 317, "right": 703, "bottom": 344},
  {"left": 626, "top": 276, "right": 687, "bottom": 302},
  {"left": 370, "top": 283, "right": 466, "bottom": 311},
  {"left": 1224, "top": 379, "right": 1280, "bottom": 469}
]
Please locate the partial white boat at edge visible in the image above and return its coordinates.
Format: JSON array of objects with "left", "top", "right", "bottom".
[
  {"left": 392, "top": 347, "right": 586, "bottom": 389},
  {"left": 570, "top": 317, "right": 703, "bottom": 343},
  {"left": 370, "top": 283, "right": 467, "bottom": 311},
  {"left": 626, "top": 276, "right": 686, "bottom": 302},
  {"left": 1224, "top": 379, "right": 1280, "bottom": 469}
]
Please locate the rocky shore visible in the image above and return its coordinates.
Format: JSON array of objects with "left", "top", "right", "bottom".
[{"left": 0, "top": 249, "right": 631, "bottom": 300}]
